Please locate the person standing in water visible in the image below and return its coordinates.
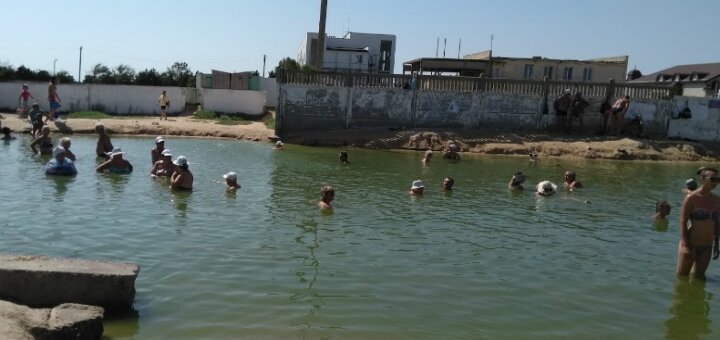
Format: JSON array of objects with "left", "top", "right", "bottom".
[
  {"left": 97, "top": 147, "right": 133, "bottom": 174},
  {"left": 45, "top": 147, "right": 77, "bottom": 176},
  {"left": 422, "top": 150, "right": 433, "bottom": 164},
  {"left": 30, "top": 126, "right": 53, "bottom": 155},
  {"left": 509, "top": 172, "right": 527, "bottom": 190},
  {"left": 151, "top": 136, "right": 166, "bottom": 164},
  {"left": 59, "top": 137, "right": 76, "bottom": 161},
  {"left": 95, "top": 122, "right": 114, "bottom": 158},
  {"left": 223, "top": 172, "right": 241, "bottom": 192},
  {"left": 318, "top": 185, "right": 335, "bottom": 209},
  {"left": 170, "top": 156, "right": 193, "bottom": 191},
  {"left": 151, "top": 149, "right": 175, "bottom": 177},
  {"left": 677, "top": 167, "right": 720, "bottom": 279},
  {"left": 409, "top": 180, "right": 425, "bottom": 195}
]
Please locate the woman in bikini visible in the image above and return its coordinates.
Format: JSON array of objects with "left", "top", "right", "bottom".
[{"left": 677, "top": 167, "right": 720, "bottom": 279}]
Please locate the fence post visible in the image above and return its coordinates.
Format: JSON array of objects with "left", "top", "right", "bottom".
[
  {"left": 605, "top": 78, "right": 615, "bottom": 101},
  {"left": 344, "top": 71, "right": 353, "bottom": 129}
]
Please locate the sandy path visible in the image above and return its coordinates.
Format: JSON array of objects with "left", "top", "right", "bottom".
[{"left": 0, "top": 113, "right": 276, "bottom": 141}]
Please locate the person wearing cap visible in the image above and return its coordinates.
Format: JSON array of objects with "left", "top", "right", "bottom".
[
  {"left": 151, "top": 149, "right": 175, "bottom": 177},
  {"left": 275, "top": 140, "right": 283, "bottom": 150},
  {"left": 30, "top": 126, "right": 53, "bottom": 155},
  {"left": 318, "top": 185, "right": 335, "bottom": 209},
  {"left": 677, "top": 167, "right": 720, "bottom": 279},
  {"left": 223, "top": 172, "right": 241, "bottom": 192},
  {"left": 45, "top": 147, "right": 77, "bottom": 176},
  {"left": 442, "top": 177, "right": 455, "bottom": 191},
  {"left": 683, "top": 178, "right": 699, "bottom": 196},
  {"left": 536, "top": 180, "right": 558, "bottom": 196},
  {"left": 95, "top": 122, "right": 114, "bottom": 158},
  {"left": 97, "top": 147, "right": 133, "bottom": 174},
  {"left": 508, "top": 172, "right": 527, "bottom": 190},
  {"left": 563, "top": 170, "right": 583, "bottom": 190},
  {"left": 409, "top": 180, "right": 425, "bottom": 195},
  {"left": 59, "top": 137, "right": 75, "bottom": 161},
  {"left": 28, "top": 103, "right": 45, "bottom": 137},
  {"left": 151, "top": 136, "right": 166, "bottom": 164},
  {"left": 170, "top": 156, "right": 193, "bottom": 190},
  {"left": 422, "top": 149, "right": 433, "bottom": 164},
  {"left": 553, "top": 89, "right": 572, "bottom": 132},
  {"left": 339, "top": 151, "right": 349, "bottom": 164}
]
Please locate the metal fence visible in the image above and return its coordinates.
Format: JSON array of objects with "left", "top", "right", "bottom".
[{"left": 280, "top": 71, "right": 674, "bottom": 99}]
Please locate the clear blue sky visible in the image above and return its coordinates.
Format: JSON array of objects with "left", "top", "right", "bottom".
[{"left": 1, "top": 0, "right": 718, "bottom": 79}]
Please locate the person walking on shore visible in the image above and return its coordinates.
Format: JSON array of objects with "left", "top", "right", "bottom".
[
  {"left": 47, "top": 77, "right": 61, "bottom": 122},
  {"left": 157, "top": 90, "right": 170, "bottom": 120},
  {"left": 18, "top": 84, "right": 37, "bottom": 118}
]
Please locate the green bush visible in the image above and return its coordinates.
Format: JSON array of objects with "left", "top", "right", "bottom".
[{"left": 194, "top": 110, "right": 217, "bottom": 119}]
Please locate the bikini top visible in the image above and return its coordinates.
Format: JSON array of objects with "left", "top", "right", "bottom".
[{"left": 690, "top": 208, "right": 720, "bottom": 221}]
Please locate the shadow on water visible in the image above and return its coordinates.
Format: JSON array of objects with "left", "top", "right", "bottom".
[
  {"left": 48, "top": 175, "right": 75, "bottom": 198},
  {"left": 102, "top": 307, "right": 140, "bottom": 340},
  {"left": 171, "top": 190, "right": 192, "bottom": 220},
  {"left": 665, "top": 279, "right": 712, "bottom": 340},
  {"left": 654, "top": 219, "right": 670, "bottom": 232},
  {"left": 290, "top": 218, "right": 325, "bottom": 328}
]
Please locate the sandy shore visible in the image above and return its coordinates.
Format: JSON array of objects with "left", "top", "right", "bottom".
[
  {"left": 2, "top": 112, "right": 717, "bottom": 162},
  {"left": 0, "top": 113, "right": 276, "bottom": 141}
]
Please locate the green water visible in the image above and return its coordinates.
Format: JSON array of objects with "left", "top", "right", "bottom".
[{"left": 1, "top": 135, "right": 718, "bottom": 339}]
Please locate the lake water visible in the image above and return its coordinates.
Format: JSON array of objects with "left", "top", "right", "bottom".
[{"left": 1, "top": 135, "right": 718, "bottom": 339}]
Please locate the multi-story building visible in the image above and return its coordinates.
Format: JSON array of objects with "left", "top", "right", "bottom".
[
  {"left": 297, "top": 32, "right": 396, "bottom": 73},
  {"left": 403, "top": 51, "right": 628, "bottom": 82},
  {"left": 628, "top": 62, "right": 720, "bottom": 97}
]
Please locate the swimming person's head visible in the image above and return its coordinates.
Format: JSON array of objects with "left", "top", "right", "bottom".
[
  {"left": 511, "top": 171, "right": 526, "bottom": 186},
  {"left": 41, "top": 126, "right": 50, "bottom": 136},
  {"left": 109, "top": 147, "right": 125, "bottom": 159},
  {"left": 95, "top": 122, "right": 105, "bottom": 133},
  {"left": 339, "top": 151, "right": 348, "bottom": 163},
  {"left": 443, "top": 177, "right": 454, "bottom": 191},
  {"left": 656, "top": 200, "right": 671, "bottom": 218},
  {"left": 564, "top": 170, "right": 576, "bottom": 183},
  {"left": 161, "top": 149, "right": 172, "bottom": 161},
  {"left": 174, "top": 156, "right": 189, "bottom": 170},
  {"left": 410, "top": 179, "right": 425, "bottom": 195},
  {"left": 320, "top": 185, "right": 335, "bottom": 203},
  {"left": 155, "top": 136, "right": 165, "bottom": 148},
  {"left": 53, "top": 146, "right": 66, "bottom": 161},
  {"left": 60, "top": 137, "right": 71, "bottom": 149},
  {"left": 223, "top": 171, "right": 238, "bottom": 187}
]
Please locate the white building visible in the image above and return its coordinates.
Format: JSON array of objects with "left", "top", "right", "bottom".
[{"left": 297, "top": 32, "right": 396, "bottom": 73}]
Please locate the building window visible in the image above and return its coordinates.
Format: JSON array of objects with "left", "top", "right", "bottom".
[
  {"left": 523, "top": 64, "right": 534, "bottom": 79},
  {"left": 356, "top": 55, "right": 363, "bottom": 64},
  {"left": 582, "top": 67, "right": 593, "bottom": 81},
  {"left": 563, "top": 67, "right": 573, "bottom": 80},
  {"left": 543, "top": 66, "right": 553, "bottom": 80}
]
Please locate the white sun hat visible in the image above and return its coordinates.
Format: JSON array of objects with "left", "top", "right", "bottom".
[
  {"left": 411, "top": 180, "right": 425, "bottom": 190},
  {"left": 276, "top": 140, "right": 283, "bottom": 146},
  {"left": 536, "top": 180, "right": 558, "bottom": 196},
  {"left": 161, "top": 149, "right": 172, "bottom": 157},
  {"left": 173, "top": 155, "right": 189, "bottom": 166},
  {"left": 108, "top": 147, "right": 125, "bottom": 158},
  {"left": 155, "top": 136, "right": 165, "bottom": 143},
  {"left": 223, "top": 172, "right": 237, "bottom": 181}
]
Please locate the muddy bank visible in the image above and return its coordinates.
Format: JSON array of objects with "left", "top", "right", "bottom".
[{"left": 283, "top": 128, "right": 720, "bottom": 162}]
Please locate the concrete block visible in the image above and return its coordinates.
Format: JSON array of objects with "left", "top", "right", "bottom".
[
  {"left": 0, "top": 300, "right": 104, "bottom": 340},
  {"left": 0, "top": 254, "right": 139, "bottom": 313}
]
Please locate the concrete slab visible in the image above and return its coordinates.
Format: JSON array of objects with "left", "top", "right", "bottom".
[{"left": 0, "top": 254, "right": 139, "bottom": 312}]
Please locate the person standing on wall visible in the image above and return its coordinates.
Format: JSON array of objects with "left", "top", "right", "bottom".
[
  {"left": 157, "top": 90, "right": 170, "bottom": 120},
  {"left": 47, "top": 77, "right": 61, "bottom": 122}
]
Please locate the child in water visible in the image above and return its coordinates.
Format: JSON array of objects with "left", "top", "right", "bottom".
[
  {"left": 319, "top": 185, "right": 335, "bottom": 209},
  {"left": 655, "top": 201, "right": 671, "bottom": 222}
]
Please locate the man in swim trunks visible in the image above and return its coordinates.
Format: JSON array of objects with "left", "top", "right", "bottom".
[
  {"left": 677, "top": 167, "right": 720, "bottom": 279},
  {"left": 157, "top": 90, "right": 170, "bottom": 120},
  {"left": 47, "top": 77, "right": 61, "bottom": 122},
  {"left": 611, "top": 95, "right": 630, "bottom": 135}
]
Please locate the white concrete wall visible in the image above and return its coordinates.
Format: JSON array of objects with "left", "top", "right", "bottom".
[
  {"left": 200, "top": 88, "right": 266, "bottom": 116},
  {"left": 667, "top": 96, "right": 720, "bottom": 141},
  {"left": 0, "top": 81, "right": 185, "bottom": 114},
  {"left": 260, "top": 78, "right": 278, "bottom": 108},
  {"left": 682, "top": 84, "right": 708, "bottom": 97}
]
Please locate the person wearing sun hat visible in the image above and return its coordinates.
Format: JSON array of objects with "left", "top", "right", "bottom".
[
  {"left": 223, "top": 171, "right": 241, "bottom": 192},
  {"left": 409, "top": 179, "right": 425, "bottom": 195},
  {"left": 170, "top": 155, "right": 193, "bottom": 190},
  {"left": 275, "top": 140, "right": 283, "bottom": 150},
  {"left": 97, "top": 147, "right": 133, "bottom": 174},
  {"left": 536, "top": 180, "right": 558, "bottom": 196},
  {"left": 45, "top": 146, "right": 77, "bottom": 176},
  {"left": 151, "top": 136, "right": 166, "bottom": 164},
  {"left": 151, "top": 148, "right": 175, "bottom": 177}
]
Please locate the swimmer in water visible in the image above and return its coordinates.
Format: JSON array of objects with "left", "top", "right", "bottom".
[
  {"left": 318, "top": 185, "right": 335, "bottom": 209},
  {"left": 442, "top": 177, "right": 454, "bottom": 191},
  {"left": 339, "top": 151, "right": 349, "bottom": 164},
  {"left": 683, "top": 178, "right": 698, "bottom": 196},
  {"left": 151, "top": 136, "right": 166, "bottom": 165},
  {"left": 45, "top": 147, "right": 77, "bottom": 176},
  {"left": 223, "top": 172, "right": 241, "bottom": 192},
  {"left": 409, "top": 180, "right": 425, "bottom": 195},
  {"left": 95, "top": 122, "right": 114, "bottom": 158},
  {"left": 275, "top": 140, "right": 283, "bottom": 150},
  {"left": 508, "top": 172, "right": 527, "bottom": 190},
  {"left": 564, "top": 170, "right": 583, "bottom": 190},
  {"left": 655, "top": 200, "right": 671, "bottom": 222},
  {"left": 536, "top": 180, "right": 557, "bottom": 196},
  {"left": 30, "top": 126, "right": 53, "bottom": 155},
  {"left": 422, "top": 150, "right": 433, "bottom": 164},
  {"left": 150, "top": 149, "right": 175, "bottom": 177},
  {"left": 97, "top": 147, "right": 133, "bottom": 174},
  {"left": 170, "top": 156, "right": 193, "bottom": 191},
  {"left": 59, "top": 137, "right": 75, "bottom": 161}
]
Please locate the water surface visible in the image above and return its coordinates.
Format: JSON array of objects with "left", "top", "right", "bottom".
[{"left": 0, "top": 135, "right": 717, "bottom": 339}]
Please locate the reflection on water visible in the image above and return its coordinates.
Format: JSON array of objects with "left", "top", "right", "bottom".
[
  {"left": 665, "top": 279, "right": 712, "bottom": 340},
  {"left": 292, "top": 218, "right": 324, "bottom": 327},
  {"left": 103, "top": 308, "right": 140, "bottom": 339},
  {"left": 654, "top": 219, "right": 670, "bottom": 232}
]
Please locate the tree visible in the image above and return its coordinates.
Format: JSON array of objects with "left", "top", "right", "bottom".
[
  {"left": 55, "top": 71, "right": 75, "bottom": 83},
  {"left": 35, "top": 70, "right": 52, "bottom": 81},
  {"left": 135, "top": 68, "right": 162, "bottom": 86},
  {"left": 271, "top": 57, "right": 302, "bottom": 78},
  {"left": 113, "top": 64, "right": 136, "bottom": 85},
  {"left": 84, "top": 63, "right": 114, "bottom": 83},
  {"left": 162, "top": 62, "right": 193, "bottom": 87},
  {"left": 0, "top": 65, "right": 15, "bottom": 81},
  {"left": 15, "top": 65, "right": 36, "bottom": 80}
]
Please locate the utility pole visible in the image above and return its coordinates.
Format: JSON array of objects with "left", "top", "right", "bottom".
[
  {"left": 262, "top": 54, "right": 266, "bottom": 78},
  {"left": 443, "top": 38, "right": 446, "bottom": 58},
  {"left": 53, "top": 59, "right": 57, "bottom": 76},
  {"left": 458, "top": 38, "right": 462, "bottom": 59},
  {"left": 435, "top": 37, "right": 439, "bottom": 58},
  {"left": 78, "top": 46, "right": 83, "bottom": 83},
  {"left": 315, "top": 0, "right": 328, "bottom": 71}
]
